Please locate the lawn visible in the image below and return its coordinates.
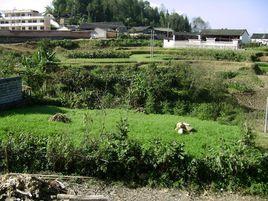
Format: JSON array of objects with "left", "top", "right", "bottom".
[{"left": 0, "top": 105, "right": 241, "bottom": 157}]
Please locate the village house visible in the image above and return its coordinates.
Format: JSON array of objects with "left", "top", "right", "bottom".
[
  {"left": 251, "top": 33, "right": 268, "bottom": 45},
  {"left": 79, "top": 22, "right": 126, "bottom": 35},
  {"left": 201, "top": 29, "right": 250, "bottom": 44},
  {"left": 128, "top": 26, "right": 152, "bottom": 36},
  {"left": 164, "top": 29, "right": 250, "bottom": 50},
  {"left": 0, "top": 9, "right": 59, "bottom": 31},
  {"left": 129, "top": 26, "right": 174, "bottom": 39},
  {"left": 153, "top": 27, "right": 174, "bottom": 39}
]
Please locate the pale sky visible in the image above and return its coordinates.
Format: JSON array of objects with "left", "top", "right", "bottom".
[{"left": 1, "top": 0, "right": 267, "bottom": 34}]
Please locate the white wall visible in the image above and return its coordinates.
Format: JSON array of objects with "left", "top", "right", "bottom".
[
  {"left": 163, "top": 39, "right": 239, "bottom": 50},
  {"left": 251, "top": 39, "right": 268, "bottom": 45},
  {"left": 91, "top": 28, "right": 107, "bottom": 39},
  {"left": 240, "top": 31, "right": 250, "bottom": 44}
]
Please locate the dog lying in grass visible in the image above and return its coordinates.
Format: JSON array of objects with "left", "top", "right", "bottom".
[{"left": 175, "top": 122, "right": 194, "bottom": 134}]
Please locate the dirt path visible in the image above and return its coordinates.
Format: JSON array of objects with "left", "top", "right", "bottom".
[{"left": 65, "top": 180, "right": 267, "bottom": 201}]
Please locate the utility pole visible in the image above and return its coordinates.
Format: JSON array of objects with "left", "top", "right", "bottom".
[
  {"left": 264, "top": 97, "right": 268, "bottom": 133},
  {"left": 150, "top": 29, "right": 155, "bottom": 59}
]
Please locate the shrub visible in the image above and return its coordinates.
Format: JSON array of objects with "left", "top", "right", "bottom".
[
  {"left": 173, "top": 100, "right": 189, "bottom": 116},
  {"left": 220, "top": 71, "right": 239, "bottom": 79},
  {"left": 191, "top": 103, "right": 220, "bottom": 120},
  {"left": 38, "top": 39, "right": 79, "bottom": 50},
  {"left": 91, "top": 39, "right": 163, "bottom": 47},
  {"left": 1, "top": 124, "right": 268, "bottom": 194},
  {"left": 67, "top": 50, "right": 131, "bottom": 59}
]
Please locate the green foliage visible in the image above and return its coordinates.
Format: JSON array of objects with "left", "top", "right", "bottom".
[
  {"left": 220, "top": 71, "right": 239, "bottom": 79},
  {"left": 91, "top": 39, "right": 163, "bottom": 48},
  {"left": 67, "top": 50, "right": 131, "bottom": 59},
  {"left": 48, "top": 0, "right": 191, "bottom": 32},
  {"left": 0, "top": 122, "right": 267, "bottom": 194},
  {"left": 21, "top": 40, "right": 59, "bottom": 96},
  {"left": 34, "top": 63, "right": 243, "bottom": 123},
  {"left": 0, "top": 49, "right": 22, "bottom": 78},
  {"left": 171, "top": 48, "right": 259, "bottom": 62},
  {"left": 0, "top": 106, "right": 242, "bottom": 158},
  {"left": 49, "top": 40, "right": 79, "bottom": 50},
  {"left": 228, "top": 82, "right": 253, "bottom": 93},
  {"left": 192, "top": 103, "right": 220, "bottom": 120}
]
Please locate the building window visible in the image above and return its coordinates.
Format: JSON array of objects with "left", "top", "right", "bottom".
[
  {"left": 33, "top": 20, "right": 37, "bottom": 23},
  {"left": 33, "top": 26, "right": 37, "bottom": 30},
  {"left": 28, "top": 20, "right": 32, "bottom": 23},
  {"left": 40, "top": 26, "right": 44, "bottom": 30},
  {"left": 21, "top": 14, "right": 25, "bottom": 16},
  {"left": 22, "top": 27, "right": 25, "bottom": 30},
  {"left": 22, "top": 20, "right": 25, "bottom": 23},
  {"left": 40, "top": 19, "right": 44, "bottom": 23},
  {"left": 29, "top": 27, "right": 32, "bottom": 30},
  {"left": 12, "top": 27, "right": 15, "bottom": 30}
]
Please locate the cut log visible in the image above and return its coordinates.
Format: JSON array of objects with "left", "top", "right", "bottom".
[{"left": 57, "top": 194, "right": 109, "bottom": 201}]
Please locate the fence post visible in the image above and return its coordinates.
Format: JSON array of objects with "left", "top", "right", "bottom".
[{"left": 264, "top": 97, "right": 268, "bottom": 133}]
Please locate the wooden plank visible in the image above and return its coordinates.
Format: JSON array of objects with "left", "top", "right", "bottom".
[{"left": 57, "top": 194, "right": 109, "bottom": 201}]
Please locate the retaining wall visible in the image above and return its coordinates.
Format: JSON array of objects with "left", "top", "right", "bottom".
[{"left": 0, "top": 30, "right": 91, "bottom": 43}]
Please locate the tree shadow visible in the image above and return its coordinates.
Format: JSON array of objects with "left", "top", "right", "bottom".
[{"left": 0, "top": 105, "right": 66, "bottom": 118}]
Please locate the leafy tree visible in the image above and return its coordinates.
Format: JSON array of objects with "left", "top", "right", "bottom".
[
  {"left": 21, "top": 40, "right": 59, "bottom": 95},
  {"left": 46, "top": 0, "right": 192, "bottom": 32},
  {"left": 191, "top": 17, "right": 210, "bottom": 32}
]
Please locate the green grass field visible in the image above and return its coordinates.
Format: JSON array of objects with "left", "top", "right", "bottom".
[{"left": 0, "top": 105, "right": 241, "bottom": 157}]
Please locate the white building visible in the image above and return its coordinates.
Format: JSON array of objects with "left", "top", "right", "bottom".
[
  {"left": 0, "top": 9, "right": 59, "bottom": 31},
  {"left": 163, "top": 29, "right": 250, "bottom": 50},
  {"left": 251, "top": 34, "right": 268, "bottom": 45}
]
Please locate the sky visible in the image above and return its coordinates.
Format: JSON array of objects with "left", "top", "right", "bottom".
[{"left": 1, "top": 0, "right": 267, "bottom": 34}]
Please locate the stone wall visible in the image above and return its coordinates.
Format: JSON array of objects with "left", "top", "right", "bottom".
[
  {"left": 0, "top": 77, "right": 22, "bottom": 108},
  {"left": 0, "top": 30, "right": 91, "bottom": 43}
]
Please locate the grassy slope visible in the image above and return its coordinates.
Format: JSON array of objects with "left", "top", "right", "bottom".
[{"left": 0, "top": 105, "right": 241, "bottom": 158}]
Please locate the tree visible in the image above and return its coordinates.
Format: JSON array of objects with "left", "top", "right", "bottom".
[
  {"left": 191, "top": 17, "right": 210, "bottom": 32},
  {"left": 21, "top": 40, "right": 59, "bottom": 96},
  {"left": 49, "top": 0, "right": 192, "bottom": 32}
]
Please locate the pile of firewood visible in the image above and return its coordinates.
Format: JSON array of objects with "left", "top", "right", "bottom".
[
  {"left": 0, "top": 174, "right": 67, "bottom": 200},
  {"left": 0, "top": 174, "right": 109, "bottom": 201}
]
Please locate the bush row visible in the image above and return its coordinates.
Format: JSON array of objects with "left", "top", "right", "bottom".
[
  {"left": 90, "top": 39, "right": 163, "bottom": 47},
  {"left": 163, "top": 48, "right": 263, "bottom": 62},
  {"left": 1, "top": 124, "right": 267, "bottom": 194},
  {"left": 44, "top": 39, "right": 79, "bottom": 50},
  {"left": 67, "top": 50, "right": 131, "bottom": 59}
]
